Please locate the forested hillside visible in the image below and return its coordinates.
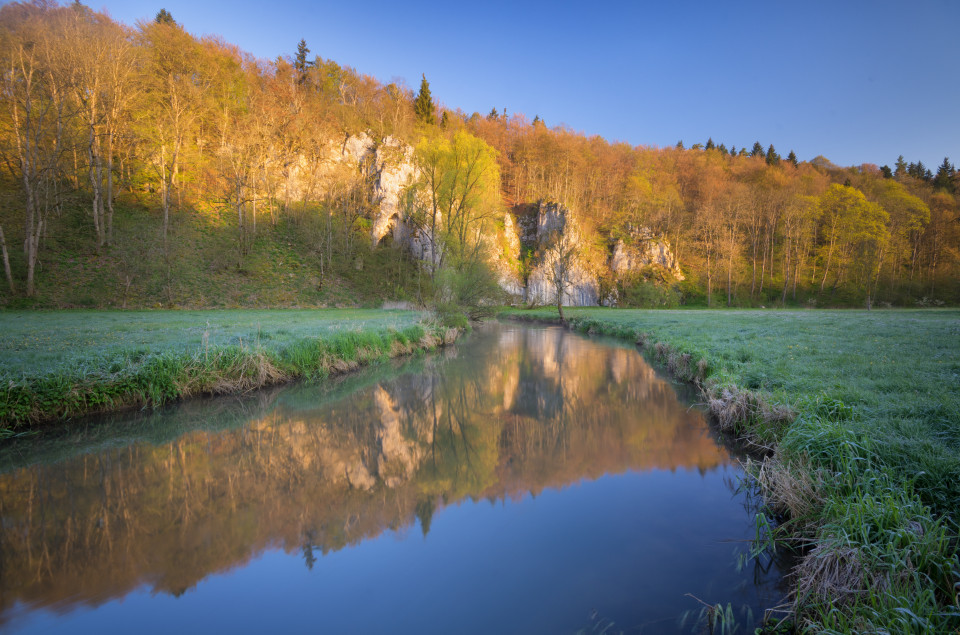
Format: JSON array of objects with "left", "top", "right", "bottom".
[{"left": 1, "top": 1, "right": 957, "bottom": 309}]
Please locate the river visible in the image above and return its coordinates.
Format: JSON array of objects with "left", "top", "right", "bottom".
[{"left": 0, "top": 323, "right": 785, "bottom": 634}]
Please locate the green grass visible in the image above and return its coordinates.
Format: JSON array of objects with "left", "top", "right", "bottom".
[
  {"left": 0, "top": 308, "right": 424, "bottom": 378},
  {"left": 0, "top": 308, "right": 452, "bottom": 428},
  {"left": 503, "top": 307, "right": 960, "bottom": 632}
]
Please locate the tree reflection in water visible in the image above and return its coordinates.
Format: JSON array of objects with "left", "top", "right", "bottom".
[{"left": 0, "top": 324, "right": 730, "bottom": 622}]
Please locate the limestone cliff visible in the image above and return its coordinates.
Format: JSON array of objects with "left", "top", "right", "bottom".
[
  {"left": 278, "top": 132, "right": 682, "bottom": 307},
  {"left": 610, "top": 226, "right": 684, "bottom": 281}
]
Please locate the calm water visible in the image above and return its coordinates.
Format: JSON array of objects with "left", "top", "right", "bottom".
[{"left": 0, "top": 324, "right": 784, "bottom": 634}]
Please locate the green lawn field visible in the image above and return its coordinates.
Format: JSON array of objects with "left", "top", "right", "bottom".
[
  {"left": 0, "top": 308, "right": 425, "bottom": 379},
  {"left": 0, "top": 308, "right": 437, "bottom": 428}
]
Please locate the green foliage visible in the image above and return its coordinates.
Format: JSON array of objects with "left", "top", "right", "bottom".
[
  {"left": 154, "top": 8, "right": 174, "bottom": 24},
  {"left": 620, "top": 278, "right": 680, "bottom": 308},
  {"left": 413, "top": 74, "right": 436, "bottom": 125}
]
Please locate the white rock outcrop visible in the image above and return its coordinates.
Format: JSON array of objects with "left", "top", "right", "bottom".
[
  {"left": 521, "top": 201, "right": 600, "bottom": 307},
  {"left": 610, "top": 228, "right": 684, "bottom": 280}
]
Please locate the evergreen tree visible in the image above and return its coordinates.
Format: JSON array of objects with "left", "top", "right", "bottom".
[
  {"left": 294, "top": 39, "right": 312, "bottom": 85},
  {"left": 739, "top": 148, "right": 749, "bottom": 157},
  {"left": 751, "top": 142, "right": 764, "bottom": 157},
  {"left": 766, "top": 144, "right": 780, "bottom": 166},
  {"left": 705, "top": 137, "right": 715, "bottom": 150},
  {"left": 717, "top": 143, "right": 728, "bottom": 155},
  {"left": 880, "top": 165, "right": 893, "bottom": 179},
  {"left": 440, "top": 111, "right": 449, "bottom": 129},
  {"left": 487, "top": 107, "right": 499, "bottom": 121},
  {"left": 934, "top": 157, "right": 955, "bottom": 192},
  {"left": 676, "top": 140, "right": 684, "bottom": 150},
  {"left": 155, "top": 8, "right": 174, "bottom": 24},
  {"left": 787, "top": 150, "right": 798, "bottom": 167},
  {"left": 532, "top": 114, "right": 544, "bottom": 127},
  {"left": 414, "top": 74, "right": 436, "bottom": 125},
  {"left": 894, "top": 155, "right": 907, "bottom": 177},
  {"left": 729, "top": 145, "right": 737, "bottom": 156}
]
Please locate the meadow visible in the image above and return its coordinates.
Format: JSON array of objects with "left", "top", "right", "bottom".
[
  {"left": 504, "top": 307, "right": 960, "bottom": 632},
  {"left": 0, "top": 308, "right": 449, "bottom": 428}
]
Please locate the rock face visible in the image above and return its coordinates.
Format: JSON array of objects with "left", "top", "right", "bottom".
[
  {"left": 280, "top": 132, "right": 683, "bottom": 306},
  {"left": 492, "top": 212, "right": 524, "bottom": 298},
  {"left": 370, "top": 138, "right": 418, "bottom": 246},
  {"left": 610, "top": 228, "right": 684, "bottom": 281},
  {"left": 517, "top": 201, "right": 600, "bottom": 307}
]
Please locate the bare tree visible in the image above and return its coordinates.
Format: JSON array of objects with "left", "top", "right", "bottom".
[{"left": 543, "top": 229, "right": 579, "bottom": 323}]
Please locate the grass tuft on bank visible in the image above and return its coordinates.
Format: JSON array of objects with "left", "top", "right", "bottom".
[
  {"left": 503, "top": 307, "right": 960, "bottom": 632},
  {"left": 0, "top": 309, "right": 457, "bottom": 428}
]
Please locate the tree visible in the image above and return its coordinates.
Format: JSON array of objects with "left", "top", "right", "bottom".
[
  {"left": 543, "top": 228, "right": 579, "bottom": 323},
  {"left": 705, "top": 137, "right": 715, "bottom": 150},
  {"left": 933, "top": 157, "right": 955, "bottom": 193},
  {"left": 894, "top": 155, "right": 907, "bottom": 178},
  {"left": 765, "top": 144, "right": 780, "bottom": 166},
  {"left": 294, "top": 39, "right": 311, "bottom": 85},
  {"left": 751, "top": 142, "right": 764, "bottom": 157},
  {"left": 154, "top": 8, "right": 174, "bottom": 24},
  {"left": 787, "top": 150, "right": 798, "bottom": 167},
  {"left": 815, "top": 184, "right": 888, "bottom": 301},
  {"left": 408, "top": 130, "right": 500, "bottom": 312},
  {"left": 413, "top": 74, "right": 435, "bottom": 125},
  {"left": 0, "top": 2, "right": 70, "bottom": 296}
]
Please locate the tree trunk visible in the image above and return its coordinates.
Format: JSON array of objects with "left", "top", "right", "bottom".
[{"left": 0, "top": 226, "right": 13, "bottom": 294}]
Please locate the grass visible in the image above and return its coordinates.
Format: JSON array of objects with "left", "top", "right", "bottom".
[
  {"left": 0, "top": 197, "right": 425, "bottom": 310},
  {"left": 502, "top": 307, "right": 960, "bottom": 633},
  {"left": 0, "top": 308, "right": 457, "bottom": 428}
]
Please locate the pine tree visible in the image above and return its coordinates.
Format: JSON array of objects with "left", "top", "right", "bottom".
[
  {"left": 934, "top": 157, "right": 955, "bottom": 192},
  {"left": 155, "top": 8, "right": 174, "bottom": 24},
  {"left": 532, "top": 115, "right": 544, "bottom": 127},
  {"left": 440, "top": 111, "right": 449, "bottom": 129},
  {"left": 676, "top": 140, "right": 684, "bottom": 150},
  {"left": 880, "top": 165, "right": 893, "bottom": 179},
  {"left": 787, "top": 150, "right": 798, "bottom": 167},
  {"left": 766, "top": 144, "right": 780, "bottom": 166},
  {"left": 729, "top": 145, "right": 737, "bottom": 156},
  {"left": 414, "top": 74, "right": 436, "bottom": 125},
  {"left": 717, "top": 143, "right": 728, "bottom": 155},
  {"left": 705, "top": 137, "right": 715, "bottom": 150},
  {"left": 894, "top": 155, "right": 907, "bottom": 177},
  {"left": 487, "top": 107, "right": 499, "bottom": 121},
  {"left": 294, "top": 39, "right": 312, "bottom": 85},
  {"left": 751, "top": 142, "right": 764, "bottom": 157}
]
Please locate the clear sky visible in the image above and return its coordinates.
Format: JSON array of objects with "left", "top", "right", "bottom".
[{"left": 89, "top": 0, "right": 958, "bottom": 169}]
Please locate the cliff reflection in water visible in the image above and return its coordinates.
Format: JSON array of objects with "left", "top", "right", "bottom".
[{"left": 0, "top": 325, "right": 729, "bottom": 620}]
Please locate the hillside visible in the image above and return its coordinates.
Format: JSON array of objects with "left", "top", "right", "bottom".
[{"left": 0, "top": 1, "right": 957, "bottom": 311}]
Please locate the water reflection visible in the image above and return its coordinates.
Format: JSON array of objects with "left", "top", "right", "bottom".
[{"left": 0, "top": 324, "right": 761, "bottom": 632}]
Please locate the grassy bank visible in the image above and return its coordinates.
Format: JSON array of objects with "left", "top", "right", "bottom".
[
  {"left": 503, "top": 307, "right": 960, "bottom": 632},
  {"left": 0, "top": 309, "right": 458, "bottom": 429}
]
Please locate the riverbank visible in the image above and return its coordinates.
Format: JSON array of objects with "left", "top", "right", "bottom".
[
  {"left": 502, "top": 307, "right": 960, "bottom": 632},
  {"left": 0, "top": 309, "right": 459, "bottom": 430}
]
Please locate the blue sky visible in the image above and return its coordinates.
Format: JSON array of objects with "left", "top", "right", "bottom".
[{"left": 90, "top": 0, "right": 958, "bottom": 169}]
